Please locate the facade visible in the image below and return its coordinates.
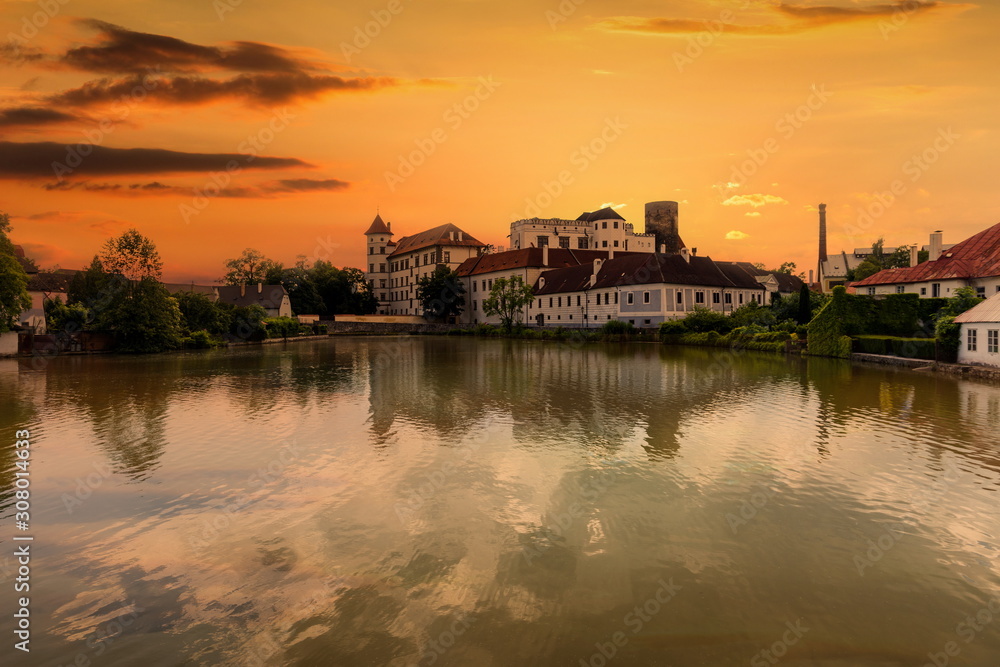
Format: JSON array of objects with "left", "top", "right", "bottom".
[
  {"left": 363, "top": 215, "right": 487, "bottom": 316},
  {"left": 531, "top": 250, "right": 766, "bottom": 327},
  {"left": 215, "top": 284, "right": 292, "bottom": 318},
  {"left": 509, "top": 208, "right": 656, "bottom": 253},
  {"left": 955, "top": 292, "right": 1000, "bottom": 367},
  {"left": 852, "top": 222, "right": 1000, "bottom": 299}
]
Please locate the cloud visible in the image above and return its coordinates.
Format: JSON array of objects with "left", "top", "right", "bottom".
[
  {"left": 35, "top": 177, "right": 349, "bottom": 198},
  {"left": 0, "top": 107, "right": 82, "bottom": 128},
  {"left": 0, "top": 141, "right": 310, "bottom": 178},
  {"left": 745, "top": 211, "right": 762, "bottom": 217},
  {"left": 598, "top": 201, "right": 627, "bottom": 210},
  {"left": 597, "top": 2, "right": 974, "bottom": 37},
  {"left": 722, "top": 194, "right": 788, "bottom": 208},
  {"left": 47, "top": 72, "right": 395, "bottom": 108},
  {"left": 726, "top": 230, "right": 750, "bottom": 240},
  {"left": 61, "top": 19, "right": 331, "bottom": 74}
]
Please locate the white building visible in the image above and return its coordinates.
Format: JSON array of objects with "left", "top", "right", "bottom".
[
  {"left": 364, "top": 215, "right": 488, "bottom": 316},
  {"left": 509, "top": 207, "right": 656, "bottom": 253},
  {"left": 955, "top": 292, "right": 1000, "bottom": 367}
]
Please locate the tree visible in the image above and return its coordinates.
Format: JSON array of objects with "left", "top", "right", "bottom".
[
  {"left": 796, "top": 284, "right": 812, "bottom": 324},
  {"left": 100, "top": 228, "right": 163, "bottom": 282},
  {"left": 311, "top": 261, "right": 377, "bottom": 315},
  {"left": 276, "top": 266, "right": 325, "bottom": 315},
  {"left": 222, "top": 248, "right": 280, "bottom": 286},
  {"left": 44, "top": 297, "right": 89, "bottom": 333},
  {"left": 96, "top": 278, "right": 182, "bottom": 353},
  {"left": 848, "top": 238, "right": 914, "bottom": 281},
  {"left": 174, "top": 291, "right": 231, "bottom": 335},
  {"left": 730, "top": 301, "right": 776, "bottom": 329},
  {"left": 0, "top": 212, "right": 32, "bottom": 332},
  {"left": 483, "top": 276, "right": 534, "bottom": 331},
  {"left": 416, "top": 265, "right": 465, "bottom": 321},
  {"left": 68, "top": 256, "right": 110, "bottom": 305}
]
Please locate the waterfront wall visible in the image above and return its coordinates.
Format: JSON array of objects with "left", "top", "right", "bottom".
[{"left": 328, "top": 322, "right": 457, "bottom": 335}]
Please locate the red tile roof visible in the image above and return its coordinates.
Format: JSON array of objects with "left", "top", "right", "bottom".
[
  {"left": 388, "top": 223, "right": 484, "bottom": 258},
  {"left": 853, "top": 222, "right": 1000, "bottom": 286}
]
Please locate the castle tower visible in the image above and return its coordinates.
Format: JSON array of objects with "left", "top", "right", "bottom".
[
  {"left": 645, "top": 201, "right": 684, "bottom": 254},
  {"left": 363, "top": 213, "right": 393, "bottom": 314}
]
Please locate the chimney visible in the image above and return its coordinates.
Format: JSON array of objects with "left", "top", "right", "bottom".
[
  {"left": 609, "top": 249, "right": 614, "bottom": 260},
  {"left": 929, "top": 231, "right": 943, "bottom": 262},
  {"left": 458, "top": 231, "right": 463, "bottom": 241},
  {"left": 808, "top": 269, "right": 814, "bottom": 285},
  {"left": 592, "top": 259, "right": 603, "bottom": 286},
  {"left": 910, "top": 244, "right": 919, "bottom": 267},
  {"left": 691, "top": 247, "right": 698, "bottom": 257},
  {"left": 542, "top": 245, "right": 549, "bottom": 267},
  {"left": 387, "top": 222, "right": 391, "bottom": 231},
  {"left": 817, "top": 203, "right": 828, "bottom": 270},
  {"left": 681, "top": 247, "right": 691, "bottom": 263},
  {"left": 659, "top": 243, "right": 666, "bottom": 254},
  {"left": 257, "top": 283, "right": 263, "bottom": 294},
  {"left": 240, "top": 284, "right": 245, "bottom": 297}
]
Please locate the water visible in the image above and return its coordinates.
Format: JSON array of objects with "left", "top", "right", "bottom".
[{"left": 1, "top": 337, "right": 999, "bottom": 666}]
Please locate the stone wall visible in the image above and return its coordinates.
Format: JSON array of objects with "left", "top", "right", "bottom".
[{"left": 327, "top": 322, "right": 458, "bottom": 335}]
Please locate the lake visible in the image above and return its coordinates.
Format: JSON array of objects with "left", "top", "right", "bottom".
[{"left": 2, "top": 337, "right": 999, "bottom": 666}]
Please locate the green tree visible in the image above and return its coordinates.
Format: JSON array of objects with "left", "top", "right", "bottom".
[
  {"left": 223, "top": 303, "right": 268, "bottom": 341},
  {"left": 681, "top": 306, "right": 733, "bottom": 334},
  {"left": 0, "top": 212, "right": 32, "bottom": 332},
  {"left": 416, "top": 265, "right": 465, "bottom": 321},
  {"left": 44, "top": 297, "right": 89, "bottom": 333},
  {"left": 100, "top": 228, "right": 163, "bottom": 282},
  {"left": 222, "top": 248, "right": 280, "bottom": 286},
  {"left": 483, "top": 276, "right": 534, "bottom": 331},
  {"left": 96, "top": 278, "right": 182, "bottom": 353},
  {"left": 731, "top": 301, "right": 776, "bottom": 329},
  {"left": 939, "top": 285, "right": 982, "bottom": 319},
  {"left": 68, "top": 256, "right": 110, "bottom": 305},
  {"left": 174, "top": 291, "right": 231, "bottom": 334},
  {"left": 796, "top": 284, "right": 812, "bottom": 324},
  {"left": 277, "top": 266, "right": 325, "bottom": 315},
  {"left": 311, "top": 261, "right": 377, "bottom": 315}
]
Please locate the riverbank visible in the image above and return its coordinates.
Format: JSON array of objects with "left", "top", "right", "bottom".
[{"left": 851, "top": 352, "right": 1000, "bottom": 383}]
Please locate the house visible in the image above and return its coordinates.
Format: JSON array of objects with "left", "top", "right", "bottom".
[
  {"left": 716, "top": 262, "right": 805, "bottom": 302},
  {"left": 215, "top": 284, "right": 292, "bottom": 318},
  {"left": 531, "top": 249, "right": 767, "bottom": 327},
  {"left": 851, "top": 221, "right": 1000, "bottom": 299},
  {"left": 363, "top": 216, "right": 488, "bottom": 316},
  {"left": 954, "top": 292, "right": 1000, "bottom": 367}
]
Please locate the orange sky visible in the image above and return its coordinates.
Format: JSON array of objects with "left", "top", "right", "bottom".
[{"left": 2, "top": 0, "right": 997, "bottom": 283}]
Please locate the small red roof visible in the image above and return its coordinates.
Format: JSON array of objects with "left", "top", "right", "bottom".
[{"left": 853, "top": 221, "right": 1000, "bottom": 286}]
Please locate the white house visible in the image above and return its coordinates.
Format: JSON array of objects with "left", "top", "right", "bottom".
[{"left": 954, "top": 292, "right": 1000, "bottom": 367}]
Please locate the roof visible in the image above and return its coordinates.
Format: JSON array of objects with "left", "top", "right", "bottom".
[
  {"left": 26, "top": 270, "right": 77, "bottom": 293},
  {"left": 954, "top": 292, "right": 1000, "bottom": 324},
  {"left": 534, "top": 253, "right": 767, "bottom": 295},
  {"left": 853, "top": 221, "right": 1000, "bottom": 287},
  {"left": 576, "top": 208, "right": 626, "bottom": 223},
  {"left": 216, "top": 285, "right": 288, "bottom": 309},
  {"left": 12, "top": 245, "right": 37, "bottom": 274},
  {"left": 363, "top": 214, "right": 392, "bottom": 236},
  {"left": 821, "top": 251, "right": 864, "bottom": 278},
  {"left": 388, "top": 223, "right": 484, "bottom": 258},
  {"left": 721, "top": 262, "right": 805, "bottom": 292},
  {"left": 455, "top": 248, "right": 629, "bottom": 277}
]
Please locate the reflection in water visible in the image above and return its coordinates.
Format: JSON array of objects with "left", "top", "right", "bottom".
[{"left": 1, "top": 337, "right": 999, "bottom": 666}]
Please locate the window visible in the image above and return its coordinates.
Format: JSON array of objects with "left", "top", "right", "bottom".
[
  {"left": 558, "top": 297, "right": 562, "bottom": 307},
  {"left": 537, "top": 236, "right": 548, "bottom": 247},
  {"left": 614, "top": 292, "right": 619, "bottom": 304},
  {"left": 369, "top": 264, "right": 374, "bottom": 273},
  {"left": 613, "top": 221, "right": 619, "bottom": 229},
  {"left": 676, "top": 291, "right": 683, "bottom": 305},
  {"left": 380, "top": 247, "right": 385, "bottom": 254},
  {"left": 602, "top": 221, "right": 607, "bottom": 229},
  {"left": 967, "top": 329, "right": 977, "bottom": 352},
  {"left": 569, "top": 315, "right": 573, "bottom": 320},
  {"left": 473, "top": 301, "right": 477, "bottom": 311},
  {"left": 577, "top": 295, "right": 581, "bottom": 306},
  {"left": 976, "top": 287, "right": 986, "bottom": 298},
  {"left": 559, "top": 236, "right": 570, "bottom": 249},
  {"left": 549, "top": 297, "right": 553, "bottom": 308},
  {"left": 643, "top": 291, "right": 650, "bottom": 304},
  {"left": 472, "top": 281, "right": 477, "bottom": 292},
  {"left": 725, "top": 293, "right": 732, "bottom": 304},
  {"left": 602, "top": 241, "right": 608, "bottom": 248},
  {"left": 482, "top": 280, "right": 486, "bottom": 291},
  {"left": 896, "top": 285, "right": 905, "bottom": 294},
  {"left": 867, "top": 287, "right": 876, "bottom": 296},
  {"left": 932, "top": 283, "right": 941, "bottom": 297},
  {"left": 379, "top": 263, "right": 386, "bottom": 273},
  {"left": 577, "top": 238, "right": 588, "bottom": 249},
  {"left": 488, "top": 279, "right": 493, "bottom": 289},
  {"left": 380, "top": 293, "right": 385, "bottom": 301},
  {"left": 696, "top": 292, "right": 705, "bottom": 304},
  {"left": 713, "top": 293, "right": 720, "bottom": 304},
  {"left": 380, "top": 279, "right": 387, "bottom": 289},
  {"left": 989, "top": 330, "right": 999, "bottom": 354},
  {"left": 627, "top": 293, "right": 634, "bottom": 305},
  {"left": 443, "top": 252, "right": 450, "bottom": 263},
  {"left": 369, "top": 247, "right": 374, "bottom": 255},
  {"left": 921, "top": 287, "right": 927, "bottom": 296},
  {"left": 644, "top": 319, "right": 651, "bottom": 325},
  {"left": 614, "top": 240, "right": 619, "bottom": 248}
]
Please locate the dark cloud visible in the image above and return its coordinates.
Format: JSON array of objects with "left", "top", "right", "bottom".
[
  {"left": 0, "top": 141, "right": 311, "bottom": 178},
  {"left": 265, "top": 178, "right": 350, "bottom": 193},
  {"left": 62, "top": 20, "right": 323, "bottom": 74},
  {"left": 598, "top": 1, "right": 972, "bottom": 36},
  {"left": 47, "top": 72, "right": 394, "bottom": 108},
  {"left": 33, "top": 177, "right": 349, "bottom": 198},
  {"left": 0, "top": 107, "right": 81, "bottom": 128}
]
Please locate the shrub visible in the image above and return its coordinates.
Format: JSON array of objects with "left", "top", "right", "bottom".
[
  {"left": 659, "top": 320, "right": 688, "bottom": 336},
  {"left": 313, "top": 323, "right": 328, "bottom": 335},
  {"left": 683, "top": 306, "right": 733, "bottom": 333},
  {"left": 183, "top": 330, "right": 219, "bottom": 349},
  {"left": 601, "top": 319, "right": 635, "bottom": 335},
  {"left": 264, "top": 316, "right": 300, "bottom": 339}
]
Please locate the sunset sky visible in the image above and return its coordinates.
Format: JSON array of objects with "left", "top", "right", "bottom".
[{"left": 2, "top": 0, "right": 997, "bottom": 283}]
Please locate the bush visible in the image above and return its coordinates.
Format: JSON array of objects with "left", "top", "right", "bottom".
[
  {"left": 474, "top": 323, "right": 499, "bottom": 337},
  {"left": 808, "top": 286, "right": 853, "bottom": 358},
  {"left": 853, "top": 335, "right": 936, "bottom": 360},
  {"left": 182, "top": 329, "right": 219, "bottom": 349},
  {"left": 264, "top": 316, "right": 300, "bottom": 339},
  {"left": 659, "top": 320, "right": 688, "bottom": 336},
  {"left": 601, "top": 319, "right": 635, "bottom": 335},
  {"left": 313, "top": 323, "right": 328, "bottom": 335},
  {"left": 682, "top": 306, "right": 733, "bottom": 334}
]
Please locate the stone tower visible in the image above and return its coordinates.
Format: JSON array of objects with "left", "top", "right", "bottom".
[{"left": 645, "top": 201, "right": 684, "bottom": 254}]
